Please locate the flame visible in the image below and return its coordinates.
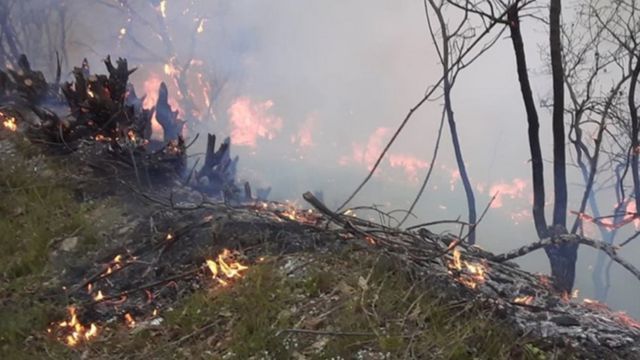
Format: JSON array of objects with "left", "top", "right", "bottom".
[
  {"left": 196, "top": 18, "right": 206, "bottom": 33},
  {"left": 2, "top": 113, "right": 17, "bottom": 132},
  {"left": 205, "top": 249, "right": 249, "bottom": 286},
  {"left": 142, "top": 74, "right": 183, "bottom": 140},
  {"left": 513, "top": 295, "right": 534, "bottom": 305},
  {"left": 561, "top": 288, "right": 580, "bottom": 302},
  {"left": 582, "top": 299, "right": 640, "bottom": 329},
  {"left": 343, "top": 127, "right": 390, "bottom": 170},
  {"left": 52, "top": 306, "right": 99, "bottom": 346},
  {"left": 227, "top": 97, "right": 283, "bottom": 147},
  {"left": 448, "top": 249, "right": 487, "bottom": 289},
  {"left": 449, "top": 169, "right": 460, "bottom": 191},
  {"left": 124, "top": 313, "right": 136, "bottom": 328},
  {"left": 614, "top": 312, "right": 640, "bottom": 329},
  {"left": 388, "top": 154, "right": 428, "bottom": 183},
  {"left": 159, "top": 0, "right": 167, "bottom": 18},
  {"left": 93, "top": 290, "right": 104, "bottom": 301},
  {"left": 488, "top": 178, "right": 527, "bottom": 208},
  {"left": 163, "top": 62, "right": 179, "bottom": 77},
  {"left": 290, "top": 115, "right": 315, "bottom": 152}
]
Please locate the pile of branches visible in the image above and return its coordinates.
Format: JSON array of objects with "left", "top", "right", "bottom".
[
  {"left": 0, "top": 55, "right": 256, "bottom": 201},
  {"left": 302, "top": 192, "right": 640, "bottom": 357}
]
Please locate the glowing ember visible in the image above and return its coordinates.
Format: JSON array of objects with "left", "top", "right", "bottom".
[
  {"left": 2, "top": 113, "right": 17, "bottom": 132},
  {"left": 124, "top": 313, "right": 136, "bottom": 328},
  {"left": 93, "top": 290, "right": 104, "bottom": 301},
  {"left": 51, "top": 306, "right": 99, "bottom": 346},
  {"left": 205, "top": 249, "right": 249, "bottom": 286},
  {"left": 513, "top": 295, "right": 534, "bottom": 305},
  {"left": 227, "top": 97, "right": 283, "bottom": 147}
]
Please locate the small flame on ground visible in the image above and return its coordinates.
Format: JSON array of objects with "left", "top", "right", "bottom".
[
  {"left": 205, "top": 249, "right": 249, "bottom": 286},
  {"left": 51, "top": 306, "right": 99, "bottom": 346},
  {"left": 448, "top": 249, "right": 487, "bottom": 289},
  {"left": 2, "top": 113, "right": 17, "bottom": 132},
  {"left": 513, "top": 295, "right": 534, "bottom": 305},
  {"left": 124, "top": 313, "right": 136, "bottom": 328},
  {"left": 93, "top": 290, "right": 104, "bottom": 301}
]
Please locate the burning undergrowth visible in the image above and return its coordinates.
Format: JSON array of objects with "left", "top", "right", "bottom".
[{"left": 2, "top": 56, "right": 640, "bottom": 359}]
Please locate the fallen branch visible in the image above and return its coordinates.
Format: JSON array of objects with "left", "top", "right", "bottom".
[{"left": 492, "top": 234, "right": 640, "bottom": 282}]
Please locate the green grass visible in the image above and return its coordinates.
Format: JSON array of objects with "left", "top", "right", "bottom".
[{"left": 0, "top": 139, "right": 101, "bottom": 356}]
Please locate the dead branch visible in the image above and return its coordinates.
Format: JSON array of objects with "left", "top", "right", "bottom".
[{"left": 491, "top": 234, "right": 640, "bottom": 282}]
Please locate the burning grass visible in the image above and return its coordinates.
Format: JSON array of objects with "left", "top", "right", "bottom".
[{"left": 55, "top": 251, "right": 552, "bottom": 359}]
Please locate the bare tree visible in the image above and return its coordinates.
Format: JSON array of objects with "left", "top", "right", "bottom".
[{"left": 422, "top": 0, "right": 484, "bottom": 244}]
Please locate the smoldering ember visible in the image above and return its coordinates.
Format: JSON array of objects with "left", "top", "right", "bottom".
[{"left": 1, "top": 1, "right": 640, "bottom": 360}]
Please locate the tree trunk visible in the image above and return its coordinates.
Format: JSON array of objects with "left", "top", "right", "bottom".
[
  {"left": 507, "top": 6, "right": 548, "bottom": 239},
  {"left": 509, "top": 4, "right": 577, "bottom": 292},
  {"left": 547, "top": 0, "right": 577, "bottom": 293},
  {"left": 428, "top": 0, "right": 477, "bottom": 244},
  {"left": 550, "top": 0, "right": 567, "bottom": 228},
  {"left": 629, "top": 59, "right": 640, "bottom": 219}
]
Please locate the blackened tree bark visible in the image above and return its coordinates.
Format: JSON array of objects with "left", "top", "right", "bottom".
[
  {"left": 507, "top": 5, "right": 548, "bottom": 239},
  {"left": 630, "top": 60, "right": 640, "bottom": 219},
  {"left": 550, "top": 0, "right": 567, "bottom": 228},
  {"left": 509, "top": 2, "right": 577, "bottom": 292},
  {"left": 545, "top": 0, "right": 577, "bottom": 293}
]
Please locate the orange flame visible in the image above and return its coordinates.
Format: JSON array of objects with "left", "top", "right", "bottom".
[
  {"left": 448, "top": 249, "right": 487, "bottom": 289},
  {"left": 52, "top": 306, "right": 99, "bottom": 346},
  {"left": 93, "top": 290, "right": 104, "bottom": 301},
  {"left": 2, "top": 113, "right": 17, "bottom": 132},
  {"left": 205, "top": 249, "right": 249, "bottom": 286},
  {"left": 124, "top": 313, "right": 136, "bottom": 328},
  {"left": 227, "top": 97, "right": 283, "bottom": 147},
  {"left": 513, "top": 295, "right": 534, "bottom": 305}
]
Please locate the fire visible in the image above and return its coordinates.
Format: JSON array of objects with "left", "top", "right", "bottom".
[
  {"left": 142, "top": 74, "right": 183, "bottom": 140},
  {"left": 488, "top": 178, "right": 527, "bottom": 208},
  {"left": 448, "top": 249, "right": 487, "bottom": 289},
  {"left": 2, "top": 113, "right": 17, "bottom": 132},
  {"left": 561, "top": 288, "right": 580, "bottom": 302},
  {"left": 290, "top": 115, "right": 315, "bottom": 151},
  {"left": 513, "top": 295, "right": 534, "bottom": 305},
  {"left": 205, "top": 249, "right": 249, "bottom": 286},
  {"left": 51, "top": 306, "right": 99, "bottom": 346},
  {"left": 159, "top": 0, "right": 167, "bottom": 18},
  {"left": 124, "top": 313, "right": 136, "bottom": 328},
  {"left": 227, "top": 97, "right": 283, "bottom": 147},
  {"left": 196, "top": 18, "right": 206, "bottom": 33},
  {"left": 93, "top": 290, "right": 104, "bottom": 301},
  {"left": 388, "top": 154, "right": 428, "bottom": 183},
  {"left": 582, "top": 299, "right": 640, "bottom": 329}
]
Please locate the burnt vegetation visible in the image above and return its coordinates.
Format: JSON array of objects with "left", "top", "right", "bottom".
[{"left": 1, "top": 0, "right": 640, "bottom": 359}]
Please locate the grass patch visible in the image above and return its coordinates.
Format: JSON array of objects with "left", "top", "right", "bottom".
[{"left": 0, "top": 140, "right": 102, "bottom": 355}]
